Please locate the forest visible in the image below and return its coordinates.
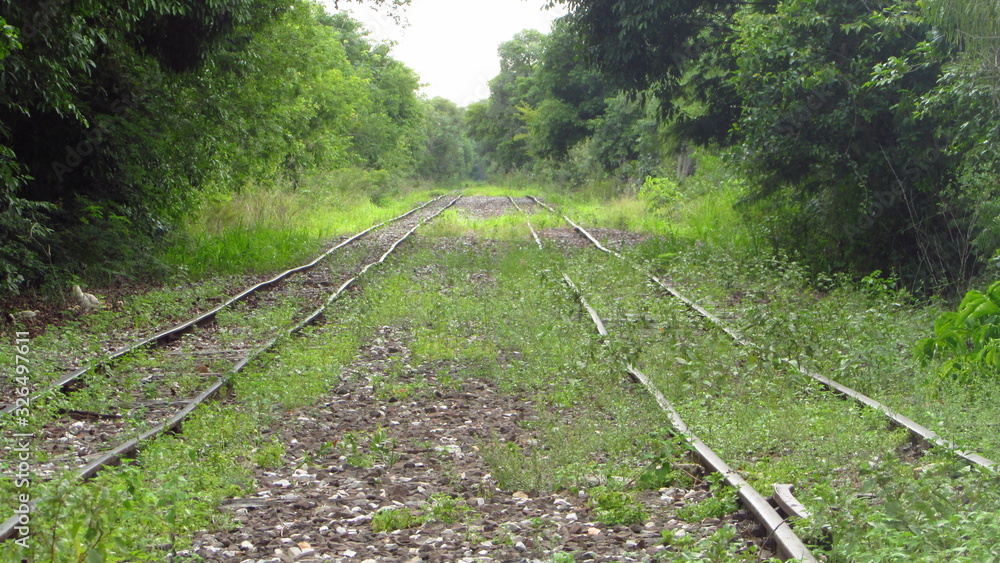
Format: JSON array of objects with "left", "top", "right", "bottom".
[
  {"left": 4, "top": 2, "right": 1000, "bottom": 561},
  {"left": 0, "top": 0, "right": 999, "bottom": 296}
]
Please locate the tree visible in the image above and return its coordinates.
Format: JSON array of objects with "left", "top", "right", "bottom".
[
  {"left": 521, "top": 18, "right": 611, "bottom": 161},
  {"left": 731, "top": 0, "right": 965, "bottom": 282},
  {"left": 0, "top": 0, "right": 424, "bottom": 294},
  {"left": 550, "top": 0, "right": 743, "bottom": 143},
  {"left": 415, "top": 97, "right": 477, "bottom": 182},
  {"left": 466, "top": 29, "right": 545, "bottom": 172}
]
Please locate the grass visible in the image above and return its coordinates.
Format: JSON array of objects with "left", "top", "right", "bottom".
[
  {"left": 371, "top": 507, "right": 425, "bottom": 533},
  {"left": 159, "top": 182, "right": 440, "bottom": 279},
  {"left": 517, "top": 157, "right": 1000, "bottom": 560},
  {"left": 461, "top": 164, "right": 1000, "bottom": 560},
  {"left": 588, "top": 487, "right": 647, "bottom": 526},
  {"left": 5, "top": 170, "right": 1000, "bottom": 561},
  {"left": 420, "top": 208, "right": 536, "bottom": 241}
]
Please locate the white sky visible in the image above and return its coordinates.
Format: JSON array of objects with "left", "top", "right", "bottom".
[{"left": 322, "top": 0, "right": 567, "bottom": 107}]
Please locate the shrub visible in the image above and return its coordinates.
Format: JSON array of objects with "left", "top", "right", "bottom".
[{"left": 916, "top": 280, "right": 1000, "bottom": 378}]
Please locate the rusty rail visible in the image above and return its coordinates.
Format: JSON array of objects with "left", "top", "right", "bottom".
[
  {"left": 534, "top": 196, "right": 996, "bottom": 474},
  {"left": 559, "top": 273, "right": 816, "bottom": 562},
  {"left": 1, "top": 195, "right": 447, "bottom": 418},
  {"left": 0, "top": 194, "right": 463, "bottom": 544}
]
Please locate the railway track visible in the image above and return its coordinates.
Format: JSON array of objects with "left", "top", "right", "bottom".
[
  {"left": 0, "top": 193, "right": 462, "bottom": 543},
  {"left": 528, "top": 195, "right": 996, "bottom": 474},
  {"left": 168, "top": 193, "right": 792, "bottom": 561},
  {"left": 5, "top": 193, "right": 990, "bottom": 560},
  {"left": 559, "top": 274, "right": 816, "bottom": 561},
  {"left": 0, "top": 195, "right": 449, "bottom": 416},
  {"left": 507, "top": 198, "right": 816, "bottom": 561}
]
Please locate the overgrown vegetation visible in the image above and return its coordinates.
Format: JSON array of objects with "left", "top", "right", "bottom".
[
  {"left": 0, "top": 0, "right": 470, "bottom": 296},
  {"left": 464, "top": 0, "right": 1000, "bottom": 291},
  {"left": 4, "top": 185, "right": 1000, "bottom": 560}
]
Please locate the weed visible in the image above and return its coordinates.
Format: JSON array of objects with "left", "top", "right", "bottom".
[
  {"left": 676, "top": 478, "right": 738, "bottom": 523},
  {"left": 341, "top": 432, "right": 374, "bottom": 468},
  {"left": 428, "top": 493, "right": 471, "bottom": 524},
  {"left": 253, "top": 441, "right": 285, "bottom": 468},
  {"left": 916, "top": 279, "right": 1000, "bottom": 379},
  {"left": 371, "top": 507, "right": 425, "bottom": 533},
  {"left": 634, "top": 437, "right": 694, "bottom": 490},
  {"left": 666, "top": 525, "right": 772, "bottom": 563},
  {"left": 482, "top": 441, "right": 550, "bottom": 492},
  {"left": 370, "top": 427, "right": 400, "bottom": 467},
  {"left": 588, "top": 487, "right": 647, "bottom": 526}
]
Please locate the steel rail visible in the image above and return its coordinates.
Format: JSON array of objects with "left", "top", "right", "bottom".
[
  {"left": 1, "top": 195, "right": 446, "bottom": 418},
  {"left": 773, "top": 484, "right": 812, "bottom": 521},
  {"left": 559, "top": 273, "right": 816, "bottom": 562},
  {"left": 533, "top": 196, "right": 997, "bottom": 474},
  {"left": 506, "top": 196, "right": 544, "bottom": 249},
  {"left": 561, "top": 274, "right": 608, "bottom": 337},
  {"left": 0, "top": 194, "right": 463, "bottom": 544}
]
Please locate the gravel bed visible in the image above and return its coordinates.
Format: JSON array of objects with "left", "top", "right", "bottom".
[
  {"left": 452, "top": 196, "right": 521, "bottom": 219},
  {"left": 1, "top": 197, "right": 459, "bottom": 476},
  {"left": 537, "top": 228, "right": 650, "bottom": 251},
  {"left": 181, "top": 325, "right": 759, "bottom": 562}
]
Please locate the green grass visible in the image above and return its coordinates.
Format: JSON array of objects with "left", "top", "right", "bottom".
[
  {"left": 510, "top": 161, "right": 1000, "bottom": 561},
  {"left": 588, "top": 487, "right": 647, "bottom": 526},
  {"left": 450, "top": 171, "right": 1000, "bottom": 561},
  {"left": 159, "top": 183, "right": 440, "bottom": 279},
  {"left": 420, "top": 208, "right": 536, "bottom": 241},
  {"left": 371, "top": 507, "right": 425, "bottom": 533},
  {"left": 6, "top": 174, "right": 1000, "bottom": 561}
]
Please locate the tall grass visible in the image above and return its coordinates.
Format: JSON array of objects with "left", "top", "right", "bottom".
[{"left": 160, "top": 172, "right": 437, "bottom": 279}]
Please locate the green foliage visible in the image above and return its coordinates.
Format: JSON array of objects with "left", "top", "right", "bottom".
[
  {"left": 588, "top": 487, "right": 647, "bottom": 526},
  {"left": 676, "top": 478, "right": 738, "bottom": 522},
  {"left": 639, "top": 176, "right": 682, "bottom": 212},
  {"left": 916, "top": 280, "right": 1000, "bottom": 378},
  {"left": 371, "top": 507, "right": 425, "bottom": 533},
  {"left": 0, "top": 0, "right": 424, "bottom": 295},
  {"left": 554, "top": 0, "right": 743, "bottom": 144},
  {"left": 801, "top": 459, "right": 1000, "bottom": 562},
  {"left": 428, "top": 493, "right": 472, "bottom": 524},
  {"left": 730, "top": 0, "right": 966, "bottom": 285},
  {"left": 635, "top": 438, "right": 694, "bottom": 490},
  {"left": 922, "top": 0, "right": 1000, "bottom": 61},
  {"left": 466, "top": 29, "right": 545, "bottom": 172},
  {"left": 415, "top": 98, "right": 479, "bottom": 182},
  {"left": 549, "top": 0, "right": 998, "bottom": 287},
  {"left": 470, "top": 20, "right": 668, "bottom": 189}
]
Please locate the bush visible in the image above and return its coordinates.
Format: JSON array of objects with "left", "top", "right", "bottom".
[
  {"left": 639, "top": 176, "right": 681, "bottom": 212},
  {"left": 916, "top": 280, "right": 1000, "bottom": 379}
]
